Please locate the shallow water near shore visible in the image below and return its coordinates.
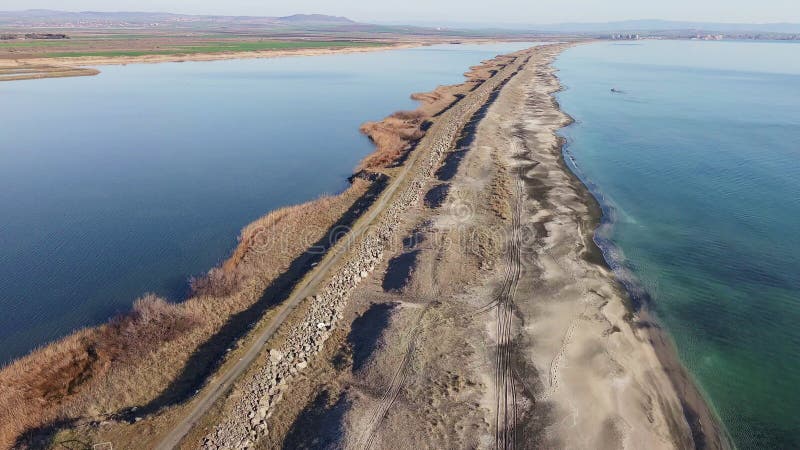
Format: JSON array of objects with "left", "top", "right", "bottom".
[
  {"left": 0, "top": 42, "right": 538, "bottom": 363},
  {"left": 555, "top": 40, "right": 800, "bottom": 449}
]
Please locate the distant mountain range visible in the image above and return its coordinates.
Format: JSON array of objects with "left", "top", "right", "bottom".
[
  {"left": 525, "top": 19, "right": 800, "bottom": 34},
  {"left": 378, "top": 18, "right": 800, "bottom": 35},
  {"left": 1, "top": 10, "right": 798, "bottom": 37},
  {"left": 0, "top": 9, "right": 357, "bottom": 27}
]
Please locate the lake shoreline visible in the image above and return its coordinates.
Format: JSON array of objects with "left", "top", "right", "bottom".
[
  {"left": 0, "top": 38, "right": 545, "bottom": 82},
  {"left": 554, "top": 50, "right": 733, "bottom": 448}
]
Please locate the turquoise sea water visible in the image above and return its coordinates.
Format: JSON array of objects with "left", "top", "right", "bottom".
[
  {"left": 555, "top": 40, "right": 800, "bottom": 449},
  {"left": 0, "top": 42, "right": 537, "bottom": 363}
]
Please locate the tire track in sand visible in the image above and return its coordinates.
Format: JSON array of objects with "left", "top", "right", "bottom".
[
  {"left": 353, "top": 305, "right": 430, "bottom": 450},
  {"left": 492, "top": 166, "right": 524, "bottom": 450},
  {"left": 352, "top": 163, "right": 523, "bottom": 450}
]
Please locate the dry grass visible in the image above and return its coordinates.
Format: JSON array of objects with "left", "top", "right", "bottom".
[
  {"left": 489, "top": 160, "right": 512, "bottom": 220},
  {"left": 0, "top": 63, "right": 99, "bottom": 81},
  {"left": 358, "top": 56, "right": 514, "bottom": 171},
  {"left": 359, "top": 110, "right": 427, "bottom": 169},
  {"left": 0, "top": 181, "right": 369, "bottom": 449}
]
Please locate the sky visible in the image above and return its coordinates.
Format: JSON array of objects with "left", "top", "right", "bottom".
[{"left": 3, "top": 0, "right": 800, "bottom": 25}]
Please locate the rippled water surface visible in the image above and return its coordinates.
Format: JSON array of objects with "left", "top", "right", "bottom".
[
  {"left": 0, "top": 42, "right": 537, "bottom": 362},
  {"left": 556, "top": 40, "right": 800, "bottom": 449}
]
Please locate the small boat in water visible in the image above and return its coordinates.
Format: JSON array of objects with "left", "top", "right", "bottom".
[{"left": 611, "top": 88, "right": 624, "bottom": 94}]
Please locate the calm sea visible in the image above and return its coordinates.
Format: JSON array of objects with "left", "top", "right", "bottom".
[
  {"left": 556, "top": 40, "right": 800, "bottom": 449},
  {"left": 0, "top": 42, "right": 537, "bottom": 363}
]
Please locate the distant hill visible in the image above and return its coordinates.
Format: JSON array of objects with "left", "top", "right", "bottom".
[
  {"left": 0, "top": 9, "right": 360, "bottom": 28},
  {"left": 278, "top": 14, "right": 355, "bottom": 24},
  {"left": 2, "top": 10, "right": 798, "bottom": 39},
  {"left": 380, "top": 18, "right": 800, "bottom": 35},
  {"left": 529, "top": 19, "right": 800, "bottom": 34}
]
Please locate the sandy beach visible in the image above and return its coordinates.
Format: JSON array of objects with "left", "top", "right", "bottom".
[{"left": 246, "top": 43, "right": 731, "bottom": 449}]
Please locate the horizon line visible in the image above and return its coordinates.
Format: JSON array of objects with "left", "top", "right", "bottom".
[{"left": 1, "top": 9, "right": 798, "bottom": 27}]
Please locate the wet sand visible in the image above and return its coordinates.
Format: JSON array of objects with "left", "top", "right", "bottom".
[{"left": 490, "top": 43, "right": 731, "bottom": 449}]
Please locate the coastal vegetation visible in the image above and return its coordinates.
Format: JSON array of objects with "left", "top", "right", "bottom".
[
  {"left": 359, "top": 110, "right": 427, "bottom": 169},
  {"left": 0, "top": 64, "right": 98, "bottom": 81},
  {"left": 359, "top": 55, "right": 516, "bottom": 170}
]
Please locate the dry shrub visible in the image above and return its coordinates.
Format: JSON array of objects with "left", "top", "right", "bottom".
[
  {"left": 410, "top": 90, "right": 443, "bottom": 103},
  {"left": 359, "top": 111, "right": 429, "bottom": 169},
  {"left": 357, "top": 59, "right": 509, "bottom": 171},
  {"left": 0, "top": 294, "right": 202, "bottom": 448},
  {"left": 410, "top": 85, "right": 460, "bottom": 107},
  {"left": 193, "top": 180, "right": 368, "bottom": 298},
  {"left": 99, "top": 295, "right": 201, "bottom": 360},
  {"left": 0, "top": 330, "right": 95, "bottom": 448},
  {"left": 390, "top": 109, "right": 426, "bottom": 121}
]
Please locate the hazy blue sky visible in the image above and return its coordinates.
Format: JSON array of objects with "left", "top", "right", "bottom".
[{"left": 4, "top": 0, "right": 800, "bottom": 24}]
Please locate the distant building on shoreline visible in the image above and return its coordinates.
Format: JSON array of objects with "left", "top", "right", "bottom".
[
  {"left": 610, "top": 33, "right": 641, "bottom": 40},
  {"left": 693, "top": 34, "right": 725, "bottom": 40}
]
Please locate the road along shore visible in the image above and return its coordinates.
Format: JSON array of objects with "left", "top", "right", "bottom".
[{"left": 228, "top": 43, "right": 732, "bottom": 449}]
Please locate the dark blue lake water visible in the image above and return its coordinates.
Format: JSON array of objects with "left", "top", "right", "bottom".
[
  {"left": 556, "top": 40, "right": 800, "bottom": 449},
  {"left": 0, "top": 42, "right": 537, "bottom": 363}
]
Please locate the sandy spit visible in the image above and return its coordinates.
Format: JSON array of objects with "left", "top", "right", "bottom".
[
  {"left": 259, "top": 43, "right": 733, "bottom": 450},
  {"left": 511, "top": 43, "right": 733, "bottom": 450}
]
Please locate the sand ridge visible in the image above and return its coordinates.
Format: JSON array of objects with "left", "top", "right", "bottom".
[{"left": 259, "top": 43, "right": 730, "bottom": 449}]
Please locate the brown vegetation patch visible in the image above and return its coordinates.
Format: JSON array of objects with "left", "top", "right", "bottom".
[
  {"left": 358, "top": 57, "right": 514, "bottom": 171},
  {"left": 0, "top": 63, "right": 99, "bottom": 81},
  {"left": 489, "top": 161, "right": 512, "bottom": 220},
  {"left": 359, "top": 110, "right": 427, "bottom": 169}
]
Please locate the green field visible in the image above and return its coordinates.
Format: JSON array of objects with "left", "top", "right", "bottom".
[{"left": 40, "top": 40, "right": 384, "bottom": 58}]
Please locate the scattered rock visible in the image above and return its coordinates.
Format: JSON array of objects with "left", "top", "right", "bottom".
[{"left": 269, "top": 349, "right": 283, "bottom": 362}]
